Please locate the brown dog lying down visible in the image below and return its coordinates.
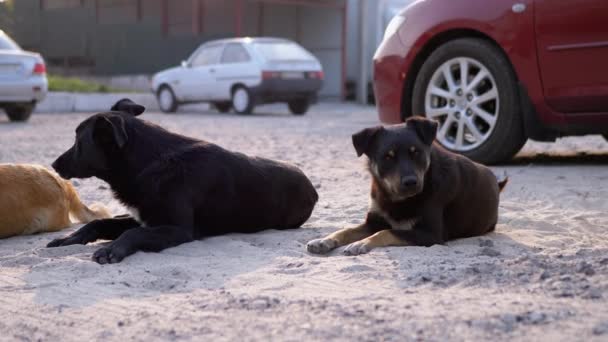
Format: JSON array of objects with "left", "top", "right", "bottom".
[
  {"left": 307, "top": 117, "right": 507, "bottom": 255},
  {"left": 0, "top": 164, "right": 110, "bottom": 238}
]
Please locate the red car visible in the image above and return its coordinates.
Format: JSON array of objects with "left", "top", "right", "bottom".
[{"left": 373, "top": 0, "right": 608, "bottom": 164}]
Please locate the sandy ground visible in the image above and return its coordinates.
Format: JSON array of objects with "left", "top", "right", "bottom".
[{"left": 1, "top": 103, "right": 607, "bottom": 341}]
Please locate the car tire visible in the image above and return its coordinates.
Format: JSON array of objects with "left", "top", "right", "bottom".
[
  {"left": 603, "top": 134, "right": 608, "bottom": 141},
  {"left": 412, "top": 38, "right": 526, "bottom": 165},
  {"left": 231, "top": 86, "right": 254, "bottom": 115},
  {"left": 288, "top": 99, "right": 310, "bottom": 115},
  {"left": 5, "top": 104, "right": 34, "bottom": 122},
  {"left": 157, "top": 86, "right": 178, "bottom": 113},
  {"left": 213, "top": 101, "right": 232, "bottom": 113}
]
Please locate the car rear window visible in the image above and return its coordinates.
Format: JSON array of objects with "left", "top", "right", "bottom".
[
  {"left": 0, "top": 33, "right": 21, "bottom": 51},
  {"left": 253, "top": 42, "right": 315, "bottom": 62}
]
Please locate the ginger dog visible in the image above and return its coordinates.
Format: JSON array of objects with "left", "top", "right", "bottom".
[{"left": 0, "top": 164, "right": 110, "bottom": 238}]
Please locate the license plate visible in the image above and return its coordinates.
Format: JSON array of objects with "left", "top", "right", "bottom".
[
  {"left": 0, "top": 64, "right": 19, "bottom": 74},
  {"left": 281, "top": 72, "right": 304, "bottom": 79}
]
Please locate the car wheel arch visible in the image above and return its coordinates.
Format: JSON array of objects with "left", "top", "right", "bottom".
[
  {"left": 230, "top": 83, "right": 248, "bottom": 95},
  {"left": 157, "top": 83, "right": 173, "bottom": 94}
]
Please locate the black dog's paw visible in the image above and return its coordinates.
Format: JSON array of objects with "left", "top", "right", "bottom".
[
  {"left": 92, "top": 244, "right": 130, "bottom": 264},
  {"left": 306, "top": 238, "right": 338, "bottom": 254},
  {"left": 47, "top": 235, "right": 86, "bottom": 248}
]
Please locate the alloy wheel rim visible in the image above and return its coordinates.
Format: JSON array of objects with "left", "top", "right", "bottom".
[
  {"left": 160, "top": 89, "right": 173, "bottom": 111},
  {"left": 233, "top": 88, "right": 249, "bottom": 112},
  {"left": 424, "top": 57, "right": 499, "bottom": 151}
]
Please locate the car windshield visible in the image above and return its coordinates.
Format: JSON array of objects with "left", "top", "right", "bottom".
[
  {"left": 0, "top": 32, "right": 21, "bottom": 51},
  {"left": 253, "top": 41, "right": 315, "bottom": 62}
]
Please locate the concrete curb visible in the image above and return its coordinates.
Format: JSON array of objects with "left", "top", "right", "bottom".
[{"left": 35, "top": 92, "right": 160, "bottom": 113}]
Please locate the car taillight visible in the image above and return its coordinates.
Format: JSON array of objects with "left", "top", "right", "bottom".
[
  {"left": 262, "top": 71, "right": 280, "bottom": 79},
  {"left": 308, "top": 71, "right": 324, "bottom": 79},
  {"left": 33, "top": 62, "right": 46, "bottom": 75}
]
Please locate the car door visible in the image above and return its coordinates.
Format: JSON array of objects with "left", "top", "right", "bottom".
[
  {"left": 535, "top": 0, "right": 608, "bottom": 113},
  {"left": 212, "top": 43, "right": 258, "bottom": 100},
  {"left": 180, "top": 44, "right": 223, "bottom": 101}
]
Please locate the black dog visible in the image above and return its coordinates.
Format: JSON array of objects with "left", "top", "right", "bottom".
[
  {"left": 48, "top": 99, "right": 318, "bottom": 264},
  {"left": 307, "top": 116, "right": 506, "bottom": 255}
]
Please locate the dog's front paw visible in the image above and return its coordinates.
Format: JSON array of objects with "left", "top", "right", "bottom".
[
  {"left": 92, "top": 244, "right": 130, "bottom": 264},
  {"left": 47, "top": 235, "right": 86, "bottom": 248},
  {"left": 306, "top": 238, "right": 338, "bottom": 254},
  {"left": 343, "top": 240, "right": 372, "bottom": 256}
]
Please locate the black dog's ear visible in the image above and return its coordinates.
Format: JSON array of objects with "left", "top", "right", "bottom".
[
  {"left": 352, "top": 126, "right": 384, "bottom": 157},
  {"left": 407, "top": 116, "right": 438, "bottom": 145},
  {"left": 94, "top": 115, "right": 128, "bottom": 148},
  {"left": 111, "top": 98, "right": 145, "bottom": 116}
]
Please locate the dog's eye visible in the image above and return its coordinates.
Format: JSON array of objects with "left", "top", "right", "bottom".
[
  {"left": 385, "top": 150, "right": 395, "bottom": 160},
  {"left": 409, "top": 146, "right": 418, "bottom": 155}
]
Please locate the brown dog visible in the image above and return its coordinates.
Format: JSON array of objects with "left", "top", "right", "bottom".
[
  {"left": 0, "top": 164, "right": 110, "bottom": 238},
  {"left": 307, "top": 117, "right": 507, "bottom": 255}
]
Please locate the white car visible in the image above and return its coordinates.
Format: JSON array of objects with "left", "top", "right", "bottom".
[
  {"left": 152, "top": 37, "right": 324, "bottom": 115},
  {"left": 0, "top": 30, "right": 48, "bottom": 122}
]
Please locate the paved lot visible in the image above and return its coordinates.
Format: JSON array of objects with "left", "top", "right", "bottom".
[{"left": 0, "top": 103, "right": 607, "bottom": 341}]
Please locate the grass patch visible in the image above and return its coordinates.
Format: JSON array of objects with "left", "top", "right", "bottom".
[{"left": 48, "top": 75, "right": 132, "bottom": 93}]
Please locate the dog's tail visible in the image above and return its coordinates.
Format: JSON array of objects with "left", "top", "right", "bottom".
[
  {"left": 497, "top": 171, "right": 509, "bottom": 193},
  {"left": 62, "top": 180, "right": 111, "bottom": 223}
]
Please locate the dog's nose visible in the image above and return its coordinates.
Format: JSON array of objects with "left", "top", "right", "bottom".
[
  {"left": 51, "top": 160, "right": 59, "bottom": 171},
  {"left": 400, "top": 176, "right": 418, "bottom": 188}
]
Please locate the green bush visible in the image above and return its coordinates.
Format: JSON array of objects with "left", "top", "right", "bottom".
[{"left": 48, "top": 75, "right": 129, "bottom": 93}]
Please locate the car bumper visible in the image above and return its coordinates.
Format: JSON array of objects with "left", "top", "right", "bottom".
[
  {"left": 373, "top": 31, "right": 409, "bottom": 124},
  {"left": 251, "top": 78, "right": 323, "bottom": 103},
  {"left": 0, "top": 76, "right": 48, "bottom": 104}
]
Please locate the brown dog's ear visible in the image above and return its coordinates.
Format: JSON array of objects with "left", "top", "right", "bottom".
[
  {"left": 94, "top": 115, "right": 128, "bottom": 148},
  {"left": 407, "top": 116, "right": 438, "bottom": 145},
  {"left": 111, "top": 98, "right": 145, "bottom": 116},
  {"left": 352, "top": 126, "right": 384, "bottom": 157}
]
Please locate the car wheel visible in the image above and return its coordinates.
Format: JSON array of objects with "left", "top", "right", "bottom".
[
  {"left": 232, "top": 86, "right": 254, "bottom": 115},
  {"left": 412, "top": 38, "right": 526, "bottom": 164},
  {"left": 213, "top": 101, "right": 232, "bottom": 113},
  {"left": 5, "top": 104, "right": 34, "bottom": 122},
  {"left": 288, "top": 99, "right": 310, "bottom": 115},
  {"left": 157, "top": 86, "right": 178, "bottom": 113}
]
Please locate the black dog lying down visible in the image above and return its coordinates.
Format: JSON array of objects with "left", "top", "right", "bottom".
[
  {"left": 48, "top": 99, "right": 318, "bottom": 264},
  {"left": 307, "top": 117, "right": 507, "bottom": 255}
]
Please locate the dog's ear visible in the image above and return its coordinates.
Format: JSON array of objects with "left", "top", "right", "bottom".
[
  {"left": 352, "top": 126, "right": 384, "bottom": 157},
  {"left": 111, "top": 98, "right": 145, "bottom": 116},
  {"left": 94, "top": 115, "right": 128, "bottom": 148},
  {"left": 407, "top": 116, "right": 438, "bottom": 145}
]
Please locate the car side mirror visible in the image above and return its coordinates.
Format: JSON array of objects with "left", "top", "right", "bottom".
[{"left": 181, "top": 60, "right": 190, "bottom": 68}]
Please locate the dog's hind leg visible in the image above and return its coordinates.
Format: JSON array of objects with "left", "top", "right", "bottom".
[
  {"left": 47, "top": 216, "right": 140, "bottom": 247},
  {"left": 91, "top": 225, "right": 194, "bottom": 264},
  {"left": 306, "top": 223, "right": 384, "bottom": 254},
  {"left": 44, "top": 205, "right": 72, "bottom": 233}
]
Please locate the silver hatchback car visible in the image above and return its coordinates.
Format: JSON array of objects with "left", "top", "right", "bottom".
[{"left": 0, "top": 30, "right": 48, "bottom": 122}]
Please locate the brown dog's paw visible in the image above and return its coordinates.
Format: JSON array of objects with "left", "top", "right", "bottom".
[
  {"left": 343, "top": 241, "right": 372, "bottom": 256},
  {"left": 92, "top": 244, "right": 129, "bottom": 264},
  {"left": 306, "top": 238, "right": 338, "bottom": 254}
]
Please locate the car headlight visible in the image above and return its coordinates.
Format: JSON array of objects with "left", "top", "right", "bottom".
[{"left": 384, "top": 15, "right": 405, "bottom": 41}]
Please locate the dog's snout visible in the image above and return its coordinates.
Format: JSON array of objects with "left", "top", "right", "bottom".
[
  {"left": 400, "top": 176, "right": 418, "bottom": 188},
  {"left": 51, "top": 152, "right": 73, "bottom": 179}
]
